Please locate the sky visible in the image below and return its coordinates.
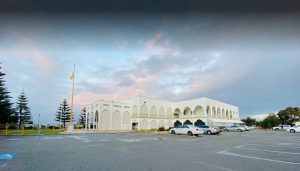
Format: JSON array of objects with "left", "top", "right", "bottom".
[{"left": 1, "top": 4, "right": 300, "bottom": 123}]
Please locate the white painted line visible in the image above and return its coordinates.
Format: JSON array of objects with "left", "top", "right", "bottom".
[
  {"left": 218, "top": 150, "right": 300, "bottom": 165},
  {"left": 235, "top": 146, "right": 300, "bottom": 155},
  {"left": 245, "top": 143, "right": 300, "bottom": 148},
  {"left": 42, "top": 136, "right": 63, "bottom": 140},
  {"left": 68, "top": 136, "right": 92, "bottom": 143},
  {"left": 251, "top": 141, "right": 298, "bottom": 146},
  {"left": 192, "top": 161, "right": 238, "bottom": 171},
  {"left": 5, "top": 138, "right": 21, "bottom": 141}
]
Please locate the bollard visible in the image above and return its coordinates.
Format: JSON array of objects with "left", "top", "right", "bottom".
[{"left": 5, "top": 127, "right": 8, "bottom": 135}]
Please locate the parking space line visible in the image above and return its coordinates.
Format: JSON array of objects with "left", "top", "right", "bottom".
[
  {"left": 251, "top": 141, "right": 298, "bottom": 146},
  {"left": 192, "top": 161, "right": 238, "bottom": 171},
  {"left": 217, "top": 150, "right": 300, "bottom": 165},
  {"left": 235, "top": 146, "right": 300, "bottom": 155},
  {"left": 245, "top": 143, "right": 300, "bottom": 148}
]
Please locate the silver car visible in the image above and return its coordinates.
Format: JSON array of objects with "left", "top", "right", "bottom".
[
  {"left": 197, "top": 125, "right": 220, "bottom": 135},
  {"left": 224, "top": 126, "right": 246, "bottom": 132}
]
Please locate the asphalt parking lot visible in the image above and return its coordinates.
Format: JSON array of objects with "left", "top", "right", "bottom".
[{"left": 0, "top": 130, "right": 299, "bottom": 171}]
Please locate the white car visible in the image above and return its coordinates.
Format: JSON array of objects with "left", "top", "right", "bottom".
[
  {"left": 224, "top": 126, "right": 246, "bottom": 132},
  {"left": 272, "top": 125, "right": 291, "bottom": 131},
  {"left": 286, "top": 126, "right": 300, "bottom": 133},
  {"left": 170, "top": 125, "right": 204, "bottom": 136},
  {"left": 240, "top": 125, "right": 250, "bottom": 131}
]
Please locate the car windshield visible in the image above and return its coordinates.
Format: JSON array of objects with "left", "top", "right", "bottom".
[{"left": 188, "top": 125, "right": 197, "bottom": 128}]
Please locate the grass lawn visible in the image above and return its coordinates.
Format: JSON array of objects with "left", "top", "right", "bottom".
[{"left": 0, "top": 129, "right": 63, "bottom": 136}]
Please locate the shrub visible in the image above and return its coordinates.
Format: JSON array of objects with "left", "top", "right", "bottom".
[{"left": 158, "top": 127, "right": 165, "bottom": 131}]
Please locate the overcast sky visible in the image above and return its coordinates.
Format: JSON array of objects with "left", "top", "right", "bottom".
[{"left": 1, "top": 11, "right": 300, "bottom": 123}]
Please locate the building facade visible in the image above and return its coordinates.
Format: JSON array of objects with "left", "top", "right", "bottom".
[{"left": 85, "top": 95, "right": 242, "bottom": 131}]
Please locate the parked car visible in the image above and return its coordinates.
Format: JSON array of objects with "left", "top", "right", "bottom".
[
  {"left": 272, "top": 125, "right": 291, "bottom": 131},
  {"left": 197, "top": 125, "right": 220, "bottom": 135},
  {"left": 224, "top": 126, "right": 246, "bottom": 132},
  {"left": 211, "top": 126, "right": 222, "bottom": 133},
  {"left": 170, "top": 124, "right": 204, "bottom": 136},
  {"left": 286, "top": 126, "right": 300, "bottom": 133},
  {"left": 240, "top": 125, "right": 250, "bottom": 131}
]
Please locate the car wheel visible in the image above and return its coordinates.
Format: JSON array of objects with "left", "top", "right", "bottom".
[
  {"left": 187, "top": 131, "right": 193, "bottom": 136},
  {"left": 238, "top": 129, "right": 242, "bottom": 132},
  {"left": 207, "top": 130, "right": 212, "bottom": 135},
  {"left": 171, "top": 130, "right": 175, "bottom": 134},
  {"left": 275, "top": 128, "right": 279, "bottom": 131},
  {"left": 290, "top": 129, "right": 296, "bottom": 133},
  {"left": 224, "top": 129, "right": 228, "bottom": 132}
]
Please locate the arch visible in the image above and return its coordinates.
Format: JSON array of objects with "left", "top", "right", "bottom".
[
  {"left": 86, "top": 113, "right": 90, "bottom": 129},
  {"left": 150, "top": 106, "right": 157, "bottom": 118},
  {"left": 222, "top": 109, "right": 225, "bottom": 118},
  {"left": 217, "top": 108, "right": 221, "bottom": 118},
  {"left": 167, "top": 120, "right": 173, "bottom": 128},
  {"left": 159, "top": 107, "right": 165, "bottom": 116},
  {"left": 194, "top": 105, "right": 205, "bottom": 117},
  {"left": 112, "top": 110, "right": 121, "bottom": 130},
  {"left": 184, "top": 120, "right": 193, "bottom": 125},
  {"left": 206, "top": 106, "right": 211, "bottom": 117},
  {"left": 140, "top": 119, "right": 148, "bottom": 130},
  {"left": 95, "top": 110, "right": 99, "bottom": 129},
  {"left": 212, "top": 107, "right": 216, "bottom": 118},
  {"left": 99, "top": 110, "right": 110, "bottom": 130},
  {"left": 174, "top": 120, "right": 182, "bottom": 127},
  {"left": 183, "top": 107, "right": 192, "bottom": 116},
  {"left": 159, "top": 120, "right": 165, "bottom": 128},
  {"left": 122, "top": 111, "right": 131, "bottom": 124},
  {"left": 194, "top": 119, "right": 205, "bottom": 126},
  {"left": 132, "top": 105, "right": 138, "bottom": 117},
  {"left": 166, "top": 108, "right": 172, "bottom": 117},
  {"left": 150, "top": 120, "right": 157, "bottom": 129},
  {"left": 140, "top": 104, "right": 148, "bottom": 117},
  {"left": 174, "top": 108, "right": 181, "bottom": 118}
]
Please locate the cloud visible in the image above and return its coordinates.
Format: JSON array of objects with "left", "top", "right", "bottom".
[{"left": 0, "top": 30, "right": 55, "bottom": 73}]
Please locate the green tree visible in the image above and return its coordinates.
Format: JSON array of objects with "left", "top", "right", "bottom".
[
  {"left": 241, "top": 117, "right": 256, "bottom": 126},
  {"left": 260, "top": 114, "right": 280, "bottom": 129},
  {"left": 0, "top": 64, "right": 16, "bottom": 124},
  {"left": 277, "top": 107, "right": 300, "bottom": 125},
  {"left": 15, "top": 91, "right": 31, "bottom": 128},
  {"left": 55, "top": 99, "right": 72, "bottom": 128},
  {"left": 78, "top": 108, "right": 86, "bottom": 127}
]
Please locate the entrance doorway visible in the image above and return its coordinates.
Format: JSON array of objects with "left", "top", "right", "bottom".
[{"left": 132, "top": 122, "right": 138, "bottom": 130}]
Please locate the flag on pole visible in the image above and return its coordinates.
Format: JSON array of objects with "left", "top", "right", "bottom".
[{"left": 70, "top": 69, "right": 74, "bottom": 80}]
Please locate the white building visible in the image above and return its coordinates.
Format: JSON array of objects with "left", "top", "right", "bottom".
[{"left": 85, "top": 95, "right": 242, "bottom": 131}]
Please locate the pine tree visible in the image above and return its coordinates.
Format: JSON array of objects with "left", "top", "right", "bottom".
[
  {"left": 78, "top": 108, "right": 86, "bottom": 127},
  {"left": 15, "top": 91, "right": 31, "bottom": 128},
  {"left": 55, "top": 99, "right": 72, "bottom": 128},
  {"left": 0, "top": 64, "right": 16, "bottom": 124}
]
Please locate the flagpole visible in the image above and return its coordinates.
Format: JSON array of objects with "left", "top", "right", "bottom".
[{"left": 70, "top": 64, "right": 75, "bottom": 128}]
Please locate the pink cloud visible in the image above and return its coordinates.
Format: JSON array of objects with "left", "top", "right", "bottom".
[{"left": 0, "top": 48, "right": 54, "bottom": 73}]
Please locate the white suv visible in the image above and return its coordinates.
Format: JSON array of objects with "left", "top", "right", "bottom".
[{"left": 170, "top": 125, "right": 204, "bottom": 136}]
